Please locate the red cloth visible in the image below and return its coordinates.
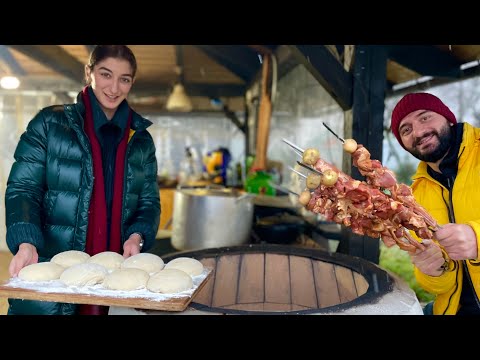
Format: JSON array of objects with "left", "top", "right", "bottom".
[
  {"left": 78, "top": 304, "right": 110, "bottom": 316},
  {"left": 79, "top": 87, "right": 132, "bottom": 316},
  {"left": 81, "top": 86, "right": 132, "bottom": 255}
]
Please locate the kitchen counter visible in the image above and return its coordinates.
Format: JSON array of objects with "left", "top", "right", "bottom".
[{"left": 252, "top": 194, "right": 297, "bottom": 209}]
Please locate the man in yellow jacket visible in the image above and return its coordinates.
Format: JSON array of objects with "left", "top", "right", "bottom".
[{"left": 391, "top": 92, "right": 480, "bottom": 315}]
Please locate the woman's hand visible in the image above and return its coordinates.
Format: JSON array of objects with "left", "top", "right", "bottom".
[
  {"left": 122, "top": 233, "right": 143, "bottom": 258},
  {"left": 9, "top": 243, "right": 39, "bottom": 277}
]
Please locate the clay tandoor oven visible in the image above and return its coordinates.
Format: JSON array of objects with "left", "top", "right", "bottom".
[{"left": 162, "top": 244, "right": 396, "bottom": 315}]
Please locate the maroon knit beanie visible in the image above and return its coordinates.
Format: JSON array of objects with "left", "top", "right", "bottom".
[{"left": 391, "top": 92, "right": 457, "bottom": 148}]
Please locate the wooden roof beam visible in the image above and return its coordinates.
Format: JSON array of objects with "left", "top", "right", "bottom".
[
  {"left": 247, "top": 45, "right": 276, "bottom": 55},
  {"left": 388, "top": 45, "right": 463, "bottom": 78},
  {"left": 194, "top": 45, "right": 259, "bottom": 83},
  {"left": 84, "top": 45, "right": 95, "bottom": 55},
  {"left": 132, "top": 82, "right": 246, "bottom": 98},
  {"left": 8, "top": 45, "right": 84, "bottom": 83},
  {"left": 0, "top": 45, "right": 26, "bottom": 76},
  {"left": 274, "top": 45, "right": 300, "bottom": 79},
  {"left": 386, "top": 63, "right": 480, "bottom": 97},
  {"left": 288, "top": 45, "right": 353, "bottom": 110}
]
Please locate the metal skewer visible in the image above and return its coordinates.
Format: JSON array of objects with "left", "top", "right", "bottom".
[
  {"left": 296, "top": 161, "right": 323, "bottom": 176},
  {"left": 288, "top": 166, "right": 307, "bottom": 179},
  {"left": 322, "top": 122, "right": 345, "bottom": 143},
  {"left": 268, "top": 181, "right": 300, "bottom": 196},
  {"left": 282, "top": 138, "right": 305, "bottom": 157}
]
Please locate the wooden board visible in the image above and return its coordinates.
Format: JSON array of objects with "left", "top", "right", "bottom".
[{"left": 0, "top": 269, "right": 212, "bottom": 312}]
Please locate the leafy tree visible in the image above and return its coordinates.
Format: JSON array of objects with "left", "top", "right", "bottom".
[
  {"left": 379, "top": 243, "right": 435, "bottom": 303},
  {"left": 393, "top": 160, "right": 417, "bottom": 185}
]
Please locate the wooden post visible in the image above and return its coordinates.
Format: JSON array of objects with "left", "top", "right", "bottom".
[
  {"left": 252, "top": 54, "right": 272, "bottom": 171},
  {"left": 338, "top": 45, "right": 388, "bottom": 264}
]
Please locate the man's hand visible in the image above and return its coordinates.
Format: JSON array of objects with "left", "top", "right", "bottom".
[
  {"left": 9, "top": 243, "right": 39, "bottom": 277},
  {"left": 435, "top": 223, "right": 477, "bottom": 260},
  {"left": 123, "top": 233, "right": 143, "bottom": 258},
  {"left": 409, "top": 239, "right": 446, "bottom": 277}
]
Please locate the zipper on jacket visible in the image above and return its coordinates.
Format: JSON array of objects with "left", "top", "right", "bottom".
[{"left": 444, "top": 176, "right": 480, "bottom": 314}]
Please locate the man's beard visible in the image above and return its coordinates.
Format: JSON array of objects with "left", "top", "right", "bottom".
[{"left": 410, "top": 123, "right": 453, "bottom": 162}]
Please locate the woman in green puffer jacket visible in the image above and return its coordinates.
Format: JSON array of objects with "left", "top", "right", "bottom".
[{"left": 5, "top": 45, "right": 160, "bottom": 315}]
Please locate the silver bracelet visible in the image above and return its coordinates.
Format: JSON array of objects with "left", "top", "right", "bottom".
[{"left": 131, "top": 232, "right": 144, "bottom": 250}]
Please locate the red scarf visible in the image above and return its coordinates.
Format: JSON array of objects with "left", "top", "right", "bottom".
[{"left": 82, "top": 87, "right": 132, "bottom": 255}]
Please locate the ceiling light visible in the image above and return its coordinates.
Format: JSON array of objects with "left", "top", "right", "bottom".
[
  {"left": 0, "top": 76, "right": 20, "bottom": 90},
  {"left": 166, "top": 83, "right": 193, "bottom": 112}
]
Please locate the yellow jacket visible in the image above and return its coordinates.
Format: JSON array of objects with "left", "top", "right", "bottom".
[{"left": 411, "top": 122, "right": 480, "bottom": 315}]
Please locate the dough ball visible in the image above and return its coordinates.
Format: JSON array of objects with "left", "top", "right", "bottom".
[
  {"left": 121, "top": 253, "right": 164, "bottom": 274},
  {"left": 18, "top": 262, "right": 65, "bottom": 282},
  {"left": 60, "top": 263, "right": 108, "bottom": 286},
  {"left": 164, "top": 257, "right": 204, "bottom": 276},
  {"left": 88, "top": 251, "right": 124, "bottom": 271},
  {"left": 103, "top": 268, "right": 149, "bottom": 291},
  {"left": 51, "top": 250, "right": 90, "bottom": 268},
  {"left": 147, "top": 269, "right": 193, "bottom": 294}
]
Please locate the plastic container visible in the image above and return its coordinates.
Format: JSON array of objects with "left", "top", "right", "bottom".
[{"left": 245, "top": 170, "right": 276, "bottom": 196}]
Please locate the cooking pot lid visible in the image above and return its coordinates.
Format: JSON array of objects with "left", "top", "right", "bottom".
[{"left": 178, "top": 187, "right": 242, "bottom": 198}]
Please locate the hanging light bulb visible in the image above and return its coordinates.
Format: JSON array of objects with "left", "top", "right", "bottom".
[
  {"left": 166, "top": 83, "right": 193, "bottom": 112},
  {"left": 166, "top": 49, "right": 193, "bottom": 112}
]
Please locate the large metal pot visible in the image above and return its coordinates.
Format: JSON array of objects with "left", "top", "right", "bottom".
[{"left": 171, "top": 187, "right": 254, "bottom": 250}]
